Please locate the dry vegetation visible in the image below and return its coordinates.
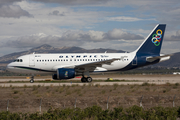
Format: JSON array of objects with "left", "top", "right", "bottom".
[{"left": 0, "top": 82, "right": 180, "bottom": 113}]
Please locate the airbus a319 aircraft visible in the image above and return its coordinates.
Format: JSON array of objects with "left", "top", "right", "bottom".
[{"left": 7, "top": 24, "right": 171, "bottom": 83}]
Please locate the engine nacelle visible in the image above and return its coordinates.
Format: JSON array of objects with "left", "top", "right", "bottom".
[{"left": 52, "top": 68, "right": 75, "bottom": 80}]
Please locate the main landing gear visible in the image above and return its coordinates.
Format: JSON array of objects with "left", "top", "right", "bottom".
[
  {"left": 30, "top": 76, "right": 34, "bottom": 83},
  {"left": 81, "top": 76, "right": 93, "bottom": 83}
]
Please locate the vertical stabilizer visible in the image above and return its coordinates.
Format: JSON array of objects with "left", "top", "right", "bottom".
[{"left": 135, "top": 24, "right": 166, "bottom": 55}]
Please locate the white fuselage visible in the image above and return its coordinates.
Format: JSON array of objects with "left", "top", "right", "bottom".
[{"left": 7, "top": 52, "right": 136, "bottom": 74}]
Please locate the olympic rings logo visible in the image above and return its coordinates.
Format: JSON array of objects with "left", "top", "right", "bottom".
[{"left": 152, "top": 29, "right": 162, "bottom": 46}]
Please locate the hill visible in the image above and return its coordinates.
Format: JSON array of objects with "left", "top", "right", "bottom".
[
  {"left": 0, "top": 44, "right": 125, "bottom": 65},
  {"left": 154, "top": 52, "right": 180, "bottom": 68}
]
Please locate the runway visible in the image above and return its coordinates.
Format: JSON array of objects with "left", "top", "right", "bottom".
[{"left": 0, "top": 74, "right": 180, "bottom": 87}]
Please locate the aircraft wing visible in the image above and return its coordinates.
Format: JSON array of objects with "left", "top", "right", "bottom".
[
  {"left": 52, "top": 58, "right": 120, "bottom": 72},
  {"left": 146, "top": 54, "right": 172, "bottom": 62},
  {"left": 74, "top": 58, "right": 119, "bottom": 72}
]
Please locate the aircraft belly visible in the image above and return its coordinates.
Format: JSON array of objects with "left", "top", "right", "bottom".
[{"left": 101, "top": 61, "right": 132, "bottom": 71}]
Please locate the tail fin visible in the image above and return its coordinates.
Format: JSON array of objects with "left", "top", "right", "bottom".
[{"left": 135, "top": 24, "right": 166, "bottom": 55}]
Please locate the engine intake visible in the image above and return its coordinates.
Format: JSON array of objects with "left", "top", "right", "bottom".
[{"left": 52, "top": 68, "right": 75, "bottom": 80}]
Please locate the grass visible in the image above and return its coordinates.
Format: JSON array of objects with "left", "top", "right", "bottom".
[
  {"left": 65, "top": 90, "right": 71, "bottom": 96},
  {"left": 100, "top": 90, "right": 106, "bottom": 94},
  {"left": 113, "top": 83, "right": 119, "bottom": 90},
  {"left": 145, "top": 87, "right": 150, "bottom": 91},
  {"left": 32, "top": 85, "right": 38, "bottom": 91},
  {"left": 0, "top": 82, "right": 179, "bottom": 113},
  {"left": 74, "top": 89, "right": 81, "bottom": 93}
]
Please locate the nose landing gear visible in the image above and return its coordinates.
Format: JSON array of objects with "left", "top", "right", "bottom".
[{"left": 30, "top": 76, "right": 34, "bottom": 83}]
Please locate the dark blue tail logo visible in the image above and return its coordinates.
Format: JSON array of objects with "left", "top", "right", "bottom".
[{"left": 152, "top": 29, "right": 162, "bottom": 46}]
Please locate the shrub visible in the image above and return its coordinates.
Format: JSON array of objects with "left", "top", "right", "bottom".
[
  {"left": 163, "top": 90, "right": 166, "bottom": 93},
  {"left": 0, "top": 105, "right": 178, "bottom": 120},
  {"left": 95, "top": 84, "right": 100, "bottom": 87},
  {"left": 142, "top": 82, "right": 150, "bottom": 86},
  {"left": 113, "top": 83, "right": 119, "bottom": 90},
  {"left": 175, "top": 83, "right": 179, "bottom": 86},
  {"left": 13, "top": 90, "right": 19, "bottom": 94},
  {"left": 32, "top": 85, "right": 38, "bottom": 91}
]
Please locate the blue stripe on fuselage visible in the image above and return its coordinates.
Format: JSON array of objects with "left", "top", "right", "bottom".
[{"left": 14, "top": 66, "right": 55, "bottom": 72}]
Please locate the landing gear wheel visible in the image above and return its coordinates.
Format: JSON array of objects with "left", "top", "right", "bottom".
[
  {"left": 81, "top": 77, "right": 87, "bottom": 82},
  {"left": 86, "top": 77, "right": 92, "bottom": 82},
  {"left": 30, "top": 79, "right": 34, "bottom": 83},
  {"left": 30, "top": 76, "right": 34, "bottom": 83}
]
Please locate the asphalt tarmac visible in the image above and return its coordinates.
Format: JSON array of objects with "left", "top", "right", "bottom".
[{"left": 0, "top": 74, "right": 180, "bottom": 87}]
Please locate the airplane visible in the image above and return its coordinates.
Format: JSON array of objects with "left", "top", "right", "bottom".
[{"left": 7, "top": 24, "right": 171, "bottom": 83}]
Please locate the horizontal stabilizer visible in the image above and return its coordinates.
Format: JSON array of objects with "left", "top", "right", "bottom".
[{"left": 146, "top": 54, "right": 172, "bottom": 62}]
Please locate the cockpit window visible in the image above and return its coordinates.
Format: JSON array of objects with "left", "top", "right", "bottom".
[{"left": 14, "top": 59, "right": 23, "bottom": 62}]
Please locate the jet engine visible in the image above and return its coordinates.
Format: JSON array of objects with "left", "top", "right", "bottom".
[{"left": 52, "top": 68, "right": 75, "bottom": 80}]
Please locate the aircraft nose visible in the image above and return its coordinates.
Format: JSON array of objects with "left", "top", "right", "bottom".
[{"left": 6, "top": 63, "right": 14, "bottom": 72}]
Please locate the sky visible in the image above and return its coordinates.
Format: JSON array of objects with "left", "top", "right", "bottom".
[{"left": 0, "top": 0, "right": 180, "bottom": 56}]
